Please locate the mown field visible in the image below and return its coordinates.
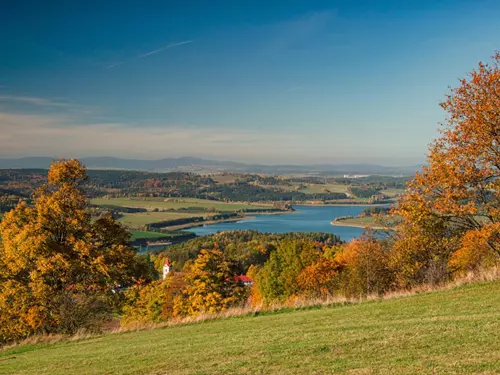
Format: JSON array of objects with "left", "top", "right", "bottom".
[
  {"left": 117, "top": 211, "right": 210, "bottom": 228},
  {"left": 333, "top": 215, "right": 399, "bottom": 229},
  {"left": 2, "top": 281, "right": 500, "bottom": 375},
  {"left": 379, "top": 188, "right": 405, "bottom": 197},
  {"left": 334, "top": 216, "right": 379, "bottom": 227},
  {"left": 91, "top": 197, "right": 270, "bottom": 211},
  {"left": 298, "top": 183, "right": 350, "bottom": 194},
  {"left": 91, "top": 197, "right": 275, "bottom": 231},
  {"left": 129, "top": 230, "right": 186, "bottom": 241}
]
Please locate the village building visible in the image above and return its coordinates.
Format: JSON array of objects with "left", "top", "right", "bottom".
[
  {"left": 162, "top": 257, "right": 171, "bottom": 280},
  {"left": 235, "top": 275, "right": 253, "bottom": 286}
]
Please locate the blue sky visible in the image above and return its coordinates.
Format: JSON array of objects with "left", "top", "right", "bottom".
[{"left": 1, "top": 0, "right": 499, "bottom": 165}]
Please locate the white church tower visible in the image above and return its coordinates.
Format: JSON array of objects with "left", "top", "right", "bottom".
[{"left": 162, "top": 258, "right": 172, "bottom": 280}]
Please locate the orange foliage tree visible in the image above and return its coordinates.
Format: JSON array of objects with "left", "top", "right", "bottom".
[
  {"left": 393, "top": 53, "right": 500, "bottom": 280},
  {"left": 0, "top": 159, "right": 140, "bottom": 343},
  {"left": 298, "top": 257, "right": 344, "bottom": 299},
  {"left": 121, "top": 274, "right": 187, "bottom": 327},
  {"left": 173, "top": 249, "right": 247, "bottom": 317},
  {"left": 336, "top": 233, "right": 392, "bottom": 297}
]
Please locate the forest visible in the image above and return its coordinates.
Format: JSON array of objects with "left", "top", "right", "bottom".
[{"left": 0, "top": 167, "right": 405, "bottom": 211}]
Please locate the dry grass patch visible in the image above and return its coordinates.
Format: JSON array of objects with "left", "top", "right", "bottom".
[{"left": 2, "top": 273, "right": 500, "bottom": 374}]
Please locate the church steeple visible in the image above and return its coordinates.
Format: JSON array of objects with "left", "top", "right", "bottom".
[{"left": 162, "top": 257, "right": 171, "bottom": 280}]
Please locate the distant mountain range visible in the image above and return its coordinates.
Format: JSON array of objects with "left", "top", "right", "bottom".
[{"left": 0, "top": 157, "right": 422, "bottom": 176}]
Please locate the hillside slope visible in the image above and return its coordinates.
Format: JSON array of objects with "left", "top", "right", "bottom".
[{"left": 2, "top": 281, "right": 500, "bottom": 375}]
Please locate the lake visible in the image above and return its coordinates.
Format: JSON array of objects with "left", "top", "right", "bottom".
[{"left": 187, "top": 205, "right": 378, "bottom": 242}]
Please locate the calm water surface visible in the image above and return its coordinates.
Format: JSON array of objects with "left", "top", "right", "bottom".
[{"left": 188, "top": 205, "right": 377, "bottom": 242}]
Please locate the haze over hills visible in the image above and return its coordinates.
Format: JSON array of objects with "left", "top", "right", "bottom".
[{"left": 0, "top": 156, "right": 421, "bottom": 176}]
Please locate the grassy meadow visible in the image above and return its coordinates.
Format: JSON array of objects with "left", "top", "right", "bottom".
[
  {"left": 91, "top": 197, "right": 270, "bottom": 212},
  {"left": 129, "top": 230, "right": 185, "bottom": 241},
  {"left": 2, "top": 281, "right": 500, "bottom": 375},
  {"left": 333, "top": 215, "right": 380, "bottom": 227},
  {"left": 379, "top": 188, "right": 405, "bottom": 198},
  {"left": 117, "top": 211, "right": 209, "bottom": 229},
  {"left": 91, "top": 197, "right": 274, "bottom": 231},
  {"left": 298, "top": 183, "right": 350, "bottom": 194}
]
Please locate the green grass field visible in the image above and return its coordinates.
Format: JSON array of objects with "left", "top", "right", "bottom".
[
  {"left": 91, "top": 197, "right": 269, "bottom": 212},
  {"left": 336, "top": 216, "right": 379, "bottom": 226},
  {"left": 333, "top": 215, "right": 398, "bottom": 229},
  {"left": 91, "top": 197, "right": 273, "bottom": 229},
  {"left": 379, "top": 188, "right": 405, "bottom": 197},
  {"left": 298, "top": 183, "right": 349, "bottom": 194},
  {"left": 117, "top": 211, "right": 209, "bottom": 229},
  {"left": 129, "top": 230, "right": 182, "bottom": 241},
  {"left": 3, "top": 281, "right": 500, "bottom": 374}
]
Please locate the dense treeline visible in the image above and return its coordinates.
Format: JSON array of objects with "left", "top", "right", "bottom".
[
  {"left": 0, "top": 168, "right": 402, "bottom": 208},
  {"left": 150, "top": 230, "right": 340, "bottom": 275},
  {"left": 361, "top": 206, "right": 391, "bottom": 216},
  {"left": 213, "top": 183, "right": 347, "bottom": 202},
  {"left": 347, "top": 186, "right": 382, "bottom": 198}
]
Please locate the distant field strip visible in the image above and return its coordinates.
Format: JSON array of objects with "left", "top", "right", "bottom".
[
  {"left": 117, "top": 212, "right": 208, "bottom": 228},
  {"left": 91, "top": 197, "right": 269, "bottom": 211},
  {"left": 2, "top": 281, "right": 500, "bottom": 374},
  {"left": 298, "top": 183, "right": 349, "bottom": 194},
  {"left": 129, "top": 230, "right": 182, "bottom": 240}
]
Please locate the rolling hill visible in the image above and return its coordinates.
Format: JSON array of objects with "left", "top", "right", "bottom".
[
  {"left": 0, "top": 156, "right": 421, "bottom": 175},
  {"left": 2, "top": 280, "right": 499, "bottom": 374}
]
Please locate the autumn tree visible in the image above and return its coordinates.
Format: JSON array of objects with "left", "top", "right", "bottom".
[
  {"left": 121, "top": 274, "right": 186, "bottom": 327},
  {"left": 393, "top": 52, "right": 500, "bottom": 280},
  {"left": 298, "top": 257, "right": 344, "bottom": 299},
  {"left": 0, "top": 159, "right": 142, "bottom": 343},
  {"left": 173, "top": 249, "right": 246, "bottom": 317},
  {"left": 336, "top": 233, "right": 392, "bottom": 297},
  {"left": 252, "top": 239, "right": 321, "bottom": 304}
]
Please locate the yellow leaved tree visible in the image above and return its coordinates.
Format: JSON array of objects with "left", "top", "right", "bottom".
[
  {"left": 0, "top": 159, "right": 138, "bottom": 343},
  {"left": 173, "top": 249, "right": 247, "bottom": 317}
]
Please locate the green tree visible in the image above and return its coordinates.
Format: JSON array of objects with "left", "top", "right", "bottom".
[{"left": 254, "top": 239, "right": 320, "bottom": 304}]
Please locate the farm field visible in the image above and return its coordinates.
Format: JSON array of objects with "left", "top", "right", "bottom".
[
  {"left": 210, "top": 174, "right": 241, "bottom": 184},
  {"left": 379, "top": 188, "right": 405, "bottom": 197},
  {"left": 335, "top": 216, "right": 379, "bottom": 226},
  {"left": 117, "top": 211, "right": 210, "bottom": 229},
  {"left": 2, "top": 281, "right": 500, "bottom": 375},
  {"left": 298, "top": 183, "right": 350, "bottom": 194},
  {"left": 129, "top": 230, "right": 185, "bottom": 241},
  {"left": 333, "top": 215, "right": 398, "bottom": 229},
  {"left": 91, "top": 197, "right": 270, "bottom": 211}
]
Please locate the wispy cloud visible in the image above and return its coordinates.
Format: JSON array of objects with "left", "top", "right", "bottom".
[
  {"left": 0, "top": 109, "right": 420, "bottom": 164},
  {"left": 0, "top": 95, "right": 70, "bottom": 107},
  {"left": 107, "top": 40, "right": 193, "bottom": 68},
  {"left": 284, "top": 85, "right": 304, "bottom": 92},
  {"left": 0, "top": 111, "right": 320, "bottom": 162},
  {"left": 107, "top": 61, "right": 124, "bottom": 69},
  {"left": 138, "top": 40, "right": 193, "bottom": 58},
  {"left": 261, "top": 11, "right": 334, "bottom": 54}
]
